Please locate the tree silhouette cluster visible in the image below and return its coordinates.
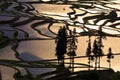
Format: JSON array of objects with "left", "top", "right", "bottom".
[
  {"left": 86, "top": 36, "right": 104, "bottom": 70},
  {"left": 67, "top": 28, "right": 78, "bottom": 72},
  {"left": 86, "top": 36, "right": 93, "bottom": 70},
  {"left": 55, "top": 26, "right": 67, "bottom": 67},
  {"left": 92, "top": 39, "right": 104, "bottom": 70},
  {"left": 55, "top": 27, "right": 78, "bottom": 70},
  {"left": 107, "top": 47, "right": 114, "bottom": 69}
]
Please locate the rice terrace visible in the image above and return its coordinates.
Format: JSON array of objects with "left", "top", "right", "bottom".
[{"left": 1, "top": 0, "right": 120, "bottom": 80}]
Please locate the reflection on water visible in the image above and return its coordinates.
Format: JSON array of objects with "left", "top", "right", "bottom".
[{"left": 18, "top": 40, "right": 56, "bottom": 60}]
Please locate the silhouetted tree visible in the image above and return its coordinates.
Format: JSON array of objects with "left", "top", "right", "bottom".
[
  {"left": 92, "top": 36, "right": 104, "bottom": 70},
  {"left": 55, "top": 26, "right": 67, "bottom": 67},
  {"left": 97, "top": 29, "right": 105, "bottom": 69},
  {"left": 97, "top": 46, "right": 103, "bottom": 69},
  {"left": 86, "top": 36, "right": 94, "bottom": 70},
  {"left": 92, "top": 39, "right": 99, "bottom": 70},
  {"left": 67, "top": 28, "right": 77, "bottom": 72},
  {"left": 107, "top": 47, "right": 114, "bottom": 69}
]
